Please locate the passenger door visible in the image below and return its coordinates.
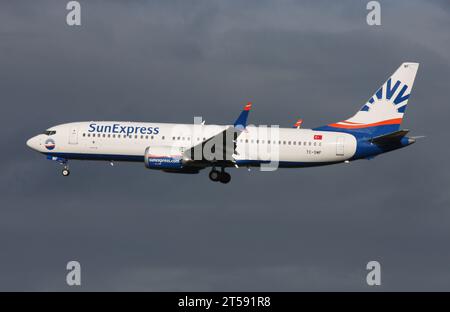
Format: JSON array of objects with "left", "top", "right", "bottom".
[{"left": 68, "top": 127, "right": 78, "bottom": 145}]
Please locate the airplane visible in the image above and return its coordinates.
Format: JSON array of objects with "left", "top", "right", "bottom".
[{"left": 26, "top": 62, "right": 420, "bottom": 184}]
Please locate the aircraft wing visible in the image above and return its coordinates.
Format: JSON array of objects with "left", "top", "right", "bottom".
[{"left": 183, "top": 102, "right": 252, "bottom": 166}]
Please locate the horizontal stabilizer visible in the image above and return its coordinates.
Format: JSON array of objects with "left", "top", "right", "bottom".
[{"left": 369, "top": 129, "right": 409, "bottom": 145}]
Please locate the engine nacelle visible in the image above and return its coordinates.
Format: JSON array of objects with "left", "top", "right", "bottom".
[{"left": 144, "top": 146, "right": 186, "bottom": 170}]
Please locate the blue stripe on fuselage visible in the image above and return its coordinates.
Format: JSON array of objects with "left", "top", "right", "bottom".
[
  {"left": 350, "top": 136, "right": 412, "bottom": 160},
  {"left": 44, "top": 152, "right": 144, "bottom": 162},
  {"left": 44, "top": 152, "right": 343, "bottom": 168},
  {"left": 235, "top": 160, "right": 342, "bottom": 168}
]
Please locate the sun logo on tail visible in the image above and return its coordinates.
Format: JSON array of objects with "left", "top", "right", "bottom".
[
  {"left": 328, "top": 79, "right": 411, "bottom": 129},
  {"left": 360, "top": 79, "right": 410, "bottom": 114}
]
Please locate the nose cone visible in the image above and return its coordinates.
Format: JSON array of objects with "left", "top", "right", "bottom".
[{"left": 26, "top": 136, "right": 40, "bottom": 151}]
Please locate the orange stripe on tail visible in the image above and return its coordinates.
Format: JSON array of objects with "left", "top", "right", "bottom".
[{"left": 329, "top": 118, "right": 403, "bottom": 129}]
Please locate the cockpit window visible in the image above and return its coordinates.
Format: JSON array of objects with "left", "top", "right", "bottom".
[{"left": 44, "top": 130, "right": 56, "bottom": 135}]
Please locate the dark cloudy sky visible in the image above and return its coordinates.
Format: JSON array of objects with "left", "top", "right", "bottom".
[{"left": 1, "top": 0, "right": 449, "bottom": 291}]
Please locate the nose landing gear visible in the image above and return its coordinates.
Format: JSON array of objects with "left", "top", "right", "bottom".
[
  {"left": 46, "top": 156, "right": 70, "bottom": 177},
  {"left": 62, "top": 167, "right": 70, "bottom": 176},
  {"left": 59, "top": 159, "right": 70, "bottom": 177},
  {"left": 209, "top": 168, "right": 231, "bottom": 184}
]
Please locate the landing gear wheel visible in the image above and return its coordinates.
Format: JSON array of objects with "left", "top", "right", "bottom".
[
  {"left": 209, "top": 170, "right": 220, "bottom": 182},
  {"left": 219, "top": 172, "right": 231, "bottom": 184},
  {"left": 62, "top": 169, "right": 70, "bottom": 177}
]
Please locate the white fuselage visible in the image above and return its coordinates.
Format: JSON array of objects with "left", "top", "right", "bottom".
[{"left": 27, "top": 121, "right": 357, "bottom": 167}]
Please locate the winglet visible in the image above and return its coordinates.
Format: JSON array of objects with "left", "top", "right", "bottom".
[
  {"left": 293, "top": 119, "right": 303, "bottom": 129},
  {"left": 234, "top": 102, "right": 252, "bottom": 130}
]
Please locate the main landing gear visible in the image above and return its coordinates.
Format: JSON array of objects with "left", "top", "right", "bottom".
[{"left": 209, "top": 168, "right": 231, "bottom": 184}]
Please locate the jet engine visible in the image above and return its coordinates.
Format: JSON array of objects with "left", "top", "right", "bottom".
[{"left": 144, "top": 146, "right": 187, "bottom": 170}]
